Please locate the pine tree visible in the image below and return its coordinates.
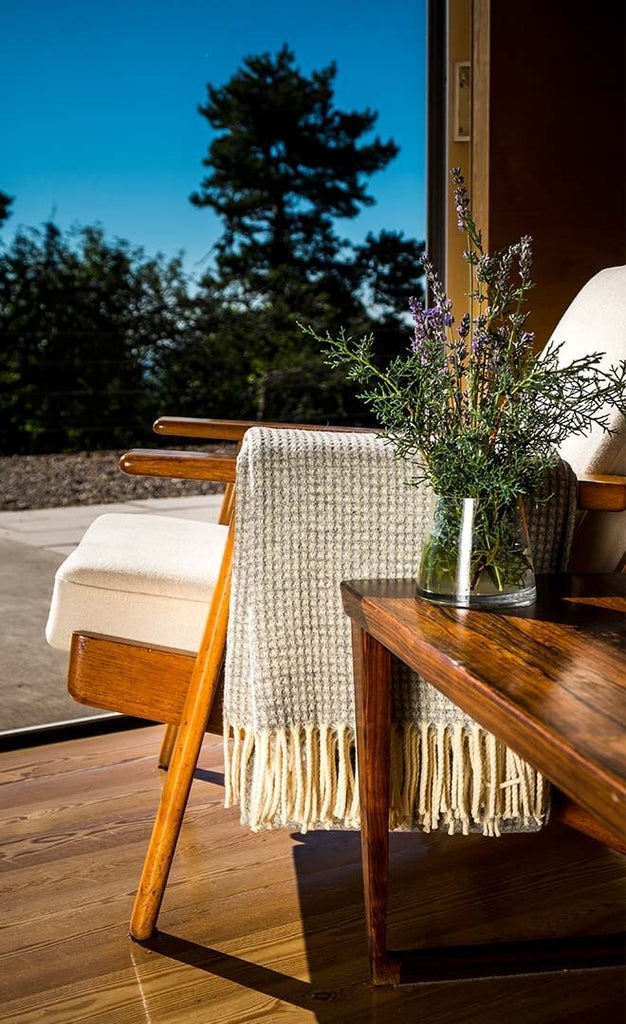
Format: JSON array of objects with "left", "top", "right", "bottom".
[
  {"left": 187, "top": 46, "right": 424, "bottom": 421},
  {"left": 191, "top": 45, "right": 398, "bottom": 300},
  {"left": 0, "top": 192, "right": 12, "bottom": 227}
]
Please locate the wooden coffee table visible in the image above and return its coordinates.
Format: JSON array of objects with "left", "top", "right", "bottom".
[{"left": 341, "top": 573, "right": 626, "bottom": 984}]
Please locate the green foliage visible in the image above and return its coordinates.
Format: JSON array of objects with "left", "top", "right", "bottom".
[
  {"left": 184, "top": 46, "right": 424, "bottom": 421},
  {"left": 304, "top": 169, "right": 626, "bottom": 502},
  {"left": 0, "top": 192, "right": 13, "bottom": 227},
  {"left": 0, "top": 223, "right": 189, "bottom": 453},
  {"left": 191, "top": 44, "right": 398, "bottom": 287},
  {"left": 152, "top": 276, "right": 375, "bottom": 426},
  {"left": 419, "top": 494, "right": 535, "bottom": 598},
  {"left": 353, "top": 230, "right": 425, "bottom": 325}
]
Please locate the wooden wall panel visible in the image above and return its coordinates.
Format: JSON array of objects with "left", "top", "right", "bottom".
[
  {"left": 445, "top": 0, "right": 472, "bottom": 319},
  {"left": 472, "top": 1, "right": 625, "bottom": 345}
]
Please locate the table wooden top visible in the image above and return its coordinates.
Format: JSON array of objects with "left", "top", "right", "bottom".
[{"left": 341, "top": 573, "right": 626, "bottom": 841}]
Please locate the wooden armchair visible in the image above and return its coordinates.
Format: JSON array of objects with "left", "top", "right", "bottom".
[
  {"left": 45, "top": 411, "right": 626, "bottom": 948},
  {"left": 46, "top": 416, "right": 370, "bottom": 941}
]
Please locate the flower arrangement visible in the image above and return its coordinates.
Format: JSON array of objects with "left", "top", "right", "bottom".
[{"left": 302, "top": 169, "right": 626, "bottom": 604}]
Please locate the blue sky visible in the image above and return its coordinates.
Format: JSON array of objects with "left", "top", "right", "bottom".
[{"left": 2, "top": 0, "right": 427, "bottom": 280}]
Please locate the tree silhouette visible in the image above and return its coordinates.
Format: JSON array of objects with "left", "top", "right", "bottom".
[
  {"left": 187, "top": 46, "right": 424, "bottom": 421},
  {"left": 191, "top": 45, "right": 398, "bottom": 294},
  {"left": 0, "top": 223, "right": 189, "bottom": 453},
  {"left": 0, "top": 192, "right": 13, "bottom": 228}
]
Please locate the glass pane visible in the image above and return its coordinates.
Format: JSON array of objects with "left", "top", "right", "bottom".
[{"left": 1, "top": 0, "right": 427, "bottom": 731}]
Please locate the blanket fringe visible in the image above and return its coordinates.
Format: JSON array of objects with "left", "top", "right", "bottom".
[{"left": 224, "top": 720, "right": 549, "bottom": 835}]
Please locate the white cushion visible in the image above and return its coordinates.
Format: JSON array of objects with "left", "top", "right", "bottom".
[
  {"left": 46, "top": 513, "right": 228, "bottom": 653},
  {"left": 551, "top": 265, "right": 626, "bottom": 477},
  {"left": 551, "top": 265, "right": 626, "bottom": 571}
]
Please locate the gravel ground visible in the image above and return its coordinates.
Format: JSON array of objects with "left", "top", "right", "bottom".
[{"left": 0, "top": 446, "right": 232, "bottom": 511}]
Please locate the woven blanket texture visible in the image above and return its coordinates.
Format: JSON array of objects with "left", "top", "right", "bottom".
[{"left": 223, "top": 428, "right": 577, "bottom": 837}]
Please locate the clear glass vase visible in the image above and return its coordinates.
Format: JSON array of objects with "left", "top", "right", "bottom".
[{"left": 416, "top": 494, "right": 536, "bottom": 609}]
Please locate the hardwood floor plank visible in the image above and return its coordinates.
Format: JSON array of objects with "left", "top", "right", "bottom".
[{"left": 1, "top": 727, "right": 624, "bottom": 1023}]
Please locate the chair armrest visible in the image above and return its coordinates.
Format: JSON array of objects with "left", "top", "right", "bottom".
[
  {"left": 119, "top": 449, "right": 237, "bottom": 483},
  {"left": 124, "top": 444, "right": 626, "bottom": 504},
  {"left": 154, "top": 416, "right": 282, "bottom": 441},
  {"left": 153, "top": 416, "right": 375, "bottom": 441},
  {"left": 577, "top": 474, "right": 626, "bottom": 512}
]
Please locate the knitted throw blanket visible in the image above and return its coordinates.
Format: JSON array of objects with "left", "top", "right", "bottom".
[{"left": 223, "top": 428, "right": 577, "bottom": 836}]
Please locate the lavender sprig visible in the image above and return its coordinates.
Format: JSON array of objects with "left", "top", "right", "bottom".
[{"left": 302, "top": 169, "right": 626, "bottom": 503}]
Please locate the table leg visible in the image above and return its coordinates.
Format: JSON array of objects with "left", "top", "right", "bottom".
[
  {"left": 351, "top": 621, "right": 401, "bottom": 985},
  {"left": 345, "top": 589, "right": 625, "bottom": 986}
]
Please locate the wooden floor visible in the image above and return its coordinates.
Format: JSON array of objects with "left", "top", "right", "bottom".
[{"left": 1, "top": 726, "right": 624, "bottom": 1024}]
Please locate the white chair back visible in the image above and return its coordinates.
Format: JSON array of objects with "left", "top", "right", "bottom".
[{"left": 551, "top": 265, "right": 626, "bottom": 570}]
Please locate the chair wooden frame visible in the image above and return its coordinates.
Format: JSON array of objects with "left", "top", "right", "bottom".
[
  {"left": 65, "top": 414, "right": 626, "bottom": 943},
  {"left": 68, "top": 417, "right": 371, "bottom": 940}
]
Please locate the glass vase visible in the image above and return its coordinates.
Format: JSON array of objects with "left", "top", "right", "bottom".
[{"left": 416, "top": 494, "right": 536, "bottom": 609}]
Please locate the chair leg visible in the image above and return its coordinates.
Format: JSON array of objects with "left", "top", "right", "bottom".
[
  {"left": 129, "top": 704, "right": 213, "bottom": 940},
  {"left": 129, "top": 529, "right": 234, "bottom": 941},
  {"left": 158, "top": 724, "right": 178, "bottom": 770}
]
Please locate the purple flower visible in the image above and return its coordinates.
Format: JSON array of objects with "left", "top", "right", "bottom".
[
  {"left": 408, "top": 296, "right": 422, "bottom": 319},
  {"left": 517, "top": 235, "right": 533, "bottom": 284},
  {"left": 410, "top": 303, "right": 428, "bottom": 354},
  {"left": 494, "top": 248, "right": 513, "bottom": 291},
  {"left": 451, "top": 166, "right": 470, "bottom": 231},
  {"left": 410, "top": 301, "right": 454, "bottom": 364},
  {"left": 454, "top": 189, "right": 470, "bottom": 231},
  {"left": 452, "top": 336, "right": 468, "bottom": 364},
  {"left": 472, "top": 333, "right": 487, "bottom": 356},
  {"left": 457, "top": 312, "right": 471, "bottom": 339},
  {"left": 476, "top": 254, "right": 495, "bottom": 282},
  {"left": 428, "top": 304, "right": 455, "bottom": 334}
]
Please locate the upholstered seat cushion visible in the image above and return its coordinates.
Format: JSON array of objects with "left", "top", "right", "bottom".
[{"left": 46, "top": 513, "right": 228, "bottom": 653}]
